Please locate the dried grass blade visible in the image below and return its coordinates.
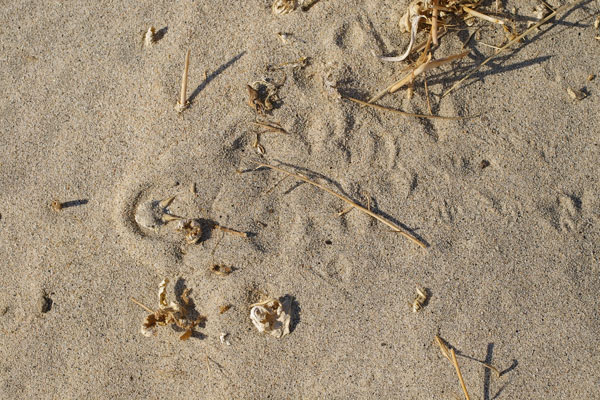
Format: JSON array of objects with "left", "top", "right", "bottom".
[
  {"left": 344, "top": 95, "right": 475, "bottom": 120},
  {"left": 443, "top": 0, "right": 584, "bottom": 97},
  {"left": 389, "top": 51, "right": 469, "bottom": 94},
  {"left": 255, "top": 163, "right": 427, "bottom": 248},
  {"left": 450, "top": 348, "right": 471, "bottom": 400}
]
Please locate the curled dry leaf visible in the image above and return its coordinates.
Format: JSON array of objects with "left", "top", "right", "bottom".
[
  {"left": 139, "top": 278, "right": 206, "bottom": 341},
  {"left": 250, "top": 296, "right": 291, "bottom": 338},
  {"left": 411, "top": 286, "right": 428, "bottom": 312}
]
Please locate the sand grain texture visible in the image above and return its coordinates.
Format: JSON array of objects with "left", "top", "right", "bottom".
[{"left": 1, "top": 0, "right": 599, "bottom": 398}]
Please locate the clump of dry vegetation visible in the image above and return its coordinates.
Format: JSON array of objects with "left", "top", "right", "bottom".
[{"left": 131, "top": 279, "right": 206, "bottom": 341}]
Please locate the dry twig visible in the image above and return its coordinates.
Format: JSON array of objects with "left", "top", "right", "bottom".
[
  {"left": 254, "top": 163, "right": 426, "bottom": 248},
  {"left": 443, "top": 0, "right": 584, "bottom": 97}
]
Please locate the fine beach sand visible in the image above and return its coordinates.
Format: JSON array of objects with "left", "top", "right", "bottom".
[{"left": 1, "top": 0, "right": 599, "bottom": 398}]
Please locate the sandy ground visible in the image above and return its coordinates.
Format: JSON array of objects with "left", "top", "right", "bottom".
[{"left": 1, "top": 0, "right": 599, "bottom": 398}]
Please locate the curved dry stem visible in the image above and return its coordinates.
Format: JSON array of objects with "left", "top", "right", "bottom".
[{"left": 255, "top": 163, "right": 427, "bottom": 248}]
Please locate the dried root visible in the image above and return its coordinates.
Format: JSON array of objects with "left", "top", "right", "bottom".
[{"left": 133, "top": 279, "right": 206, "bottom": 341}]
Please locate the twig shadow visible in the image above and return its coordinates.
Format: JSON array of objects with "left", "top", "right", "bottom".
[
  {"left": 189, "top": 51, "right": 246, "bottom": 105},
  {"left": 61, "top": 199, "right": 88, "bottom": 209},
  {"left": 283, "top": 294, "right": 301, "bottom": 333}
]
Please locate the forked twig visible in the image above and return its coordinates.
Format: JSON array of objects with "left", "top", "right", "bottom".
[
  {"left": 255, "top": 163, "right": 427, "bottom": 248},
  {"left": 443, "top": 0, "right": 584, "bottom": 97}
]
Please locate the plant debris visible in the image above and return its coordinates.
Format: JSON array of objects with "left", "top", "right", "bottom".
[
  {"left": 251, "top": 163, "right": 427, "bottom": 248},
  {"left": 566, "top": 87, "right": 586, "bottom": 101},
  {"left": 132, "top": 279, "right": 206, "bottom": 341},
  {"left": 411, "top": 286, "right": 428, "bottom": 312},
  {"left": 250, "top": 296, "right": 291, "bottom": 338},
  {"left": 272, "top": 0, "right": 297, "bottom": 15},
  {"left": 174, "top": 218, "right": 203, "bottom": 244},
  {"left": 144, "top": 27, "right": 156, "bottom": 47},
  {"left": 134, "top": 196, "right": 182, "bottom": 229},
  {"left": 175, "top": 49, "right": 191, "bottom": 113},
  {"left": 435, "top": 335, "right": 471, "bottom": 400},
  {"left": 211, "top": 264, "right": 233, "bottom": 276},
  {"left": 247, "top": 81, "right": 280, "bottom": 115},
  {"left": 219, "top": 304, "right": 232, "bottom": 314}
]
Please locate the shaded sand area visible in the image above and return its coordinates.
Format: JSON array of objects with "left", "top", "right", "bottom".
[{"left": 0, "top": 0, "right": 599, "bottom": 398}]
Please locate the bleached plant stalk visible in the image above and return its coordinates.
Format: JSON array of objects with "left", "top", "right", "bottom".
[
  {"left": 379, "top": 15, "right": 424, "bottom": 62},
  {"left": 462, "top": 6, "right": 505, "bottom": 25},
  {"left": 176, "top": 49, "right": 191, "bottom": 113}
]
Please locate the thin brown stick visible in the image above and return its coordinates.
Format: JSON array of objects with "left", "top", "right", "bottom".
[
  {"left": 450, "top": 349, "right": 471, "bottom": 400},
  {"left": 444, "top": 0, "right": 583, "bottom": 97},
  {"left": 130, "top": 297, "right": 154, "bottom": 314},
  {"left": 266, "top": 174, "right": 291, "bottom": 195},
  {"left": 344, "top": 95, "right": 475, "bottom": 121},
  {"left": 255, "top": 163, "right": 427, "bottom": 248}
]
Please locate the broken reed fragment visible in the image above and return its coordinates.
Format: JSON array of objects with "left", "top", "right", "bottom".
[
  {"left": 174, "top": 219, "right": 203, "bottom": 244},
  {"left": 132, "top": 279, "right": 205, "bottom": 341},
  {"left": 254, "top": 163, "right": 427, "bottom": 248},
  {"left": 176, "top": 49, "right": 191, "bottom": 113}
]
